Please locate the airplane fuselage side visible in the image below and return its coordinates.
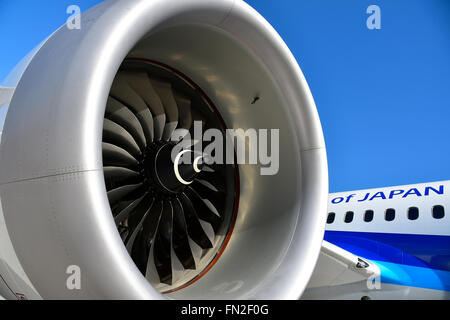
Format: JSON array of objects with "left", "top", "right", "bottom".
[{"left": 326, "top": 180, "right": 450, "bottom": 298}]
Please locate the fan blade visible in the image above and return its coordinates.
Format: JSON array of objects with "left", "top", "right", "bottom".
[
  {"left": 107, "top": 183, "right": 144, "bottom": 207},
  {"left": 187, "top": 235, "right": 203, "bottom": 270},
  {"left": 195, "top": 178, "right": 221, "bottom": 193},
  {"left": 102, "top": 142, "right": 139, "bottom": 168},
  {"left": 179, "top": 193, "right": 213, "bottom": 249},
  {"left": 123, "top": 72, "right": 167, "bottom": 141},
  {"left": 103, "top": 166, "right": 140, "bottom": 184},
  {"left": 198, "top": 220, "right": 215, "bottom": 247},
  {"left": 131, "top": 200, "right": 163, "bottom": 274},
  {"left": 184, "top": 187, "right": 222, "bottom": 233},
  {"left": 202, "top": 164, "right": 215, "bottom": 173},
  {"left": 173, "top": 92, "right": 192, "bottom": 132},
  {"left": 150, "top": 78, "right": 179, "bottom": 141},
  {"left": 124, "top": 195, "right": 155, "bottom": 253},
  {"left": 114, "top": 193, "right": 147, "bottom": 224},
  {"left": 143, "top": 201, "right": 164, "bottom": 284},
  {"left": 110, "top": 73, "right": 154, "bottom": 143},
  {"left": 105, "top": 96, "right": 146, "bottom": 151},
  {"left": 153, "top": 201, "right": 174, "bottom": 284},
  {"left": 103, "top": 118, "right": 141, "bottom": 158},
  {"left": 171, "top": 198, "right": 196, "bottom": 270},
  {"left": 104, "top": 166, "right": 142, "bottom": 191},
  {"left": 196, "top": 163, "right": 225, "bottom": 193},
  {"left": 190, "top": 181, "right": 225, "bottom": 216}
]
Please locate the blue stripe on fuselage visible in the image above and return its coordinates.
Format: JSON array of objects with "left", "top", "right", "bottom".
[
  {"left": 324, "top": 230, "right": 450, "bottom": 291},
  {"left": 372, "top": 260, "right": 450, "bottom": 291},
  {"left": 324, "top": 230, "right": 450, "bottom": 272}
]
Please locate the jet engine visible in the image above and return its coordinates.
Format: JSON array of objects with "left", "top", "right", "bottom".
[{"left": 0, "top": 0, "right": 328, "bottom": 299}]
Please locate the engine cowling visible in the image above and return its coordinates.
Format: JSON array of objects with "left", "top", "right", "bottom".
[{"left": 0, "top": 0, "right": 328, "bottom": 299}]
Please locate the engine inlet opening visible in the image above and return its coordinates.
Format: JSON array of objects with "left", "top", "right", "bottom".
[{"left": 102, "top": 59, "right": 239, "bottom": 293}]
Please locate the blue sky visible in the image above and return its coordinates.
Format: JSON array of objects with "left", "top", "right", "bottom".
[{"left": 1, "top": 0, "right": 449, "bottom": 192}]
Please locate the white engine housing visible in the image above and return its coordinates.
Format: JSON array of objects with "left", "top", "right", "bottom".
[{"left": 0, "top": 0, "right": 327, "bottom": 300}]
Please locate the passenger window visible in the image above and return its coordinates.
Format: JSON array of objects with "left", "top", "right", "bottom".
[
  {"left": 327, "top": 212, "right": 335, "bottom": 224},
  {"left": 432, "top": 205, "right": 445, "bottom": 219},
  {"left": 344, "top": 211, "right": 354, "bottom": 223},
  {"left": 385, "top": 208, "right": 395, "bottom": 221},
  {"left": 364, "top": 210, "right": 374, "bottom": 222},
  {"left": 408, "top": 207, "right": 419, "bottom": 220}
]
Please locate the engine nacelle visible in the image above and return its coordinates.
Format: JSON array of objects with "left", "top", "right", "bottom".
[{"left": 0, "top": 0, "right": 327, "bottom": 299}]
